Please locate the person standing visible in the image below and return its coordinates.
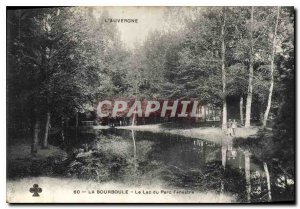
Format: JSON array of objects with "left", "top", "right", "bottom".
[
  {"left": 227, "top": 119, "right": 233, "bottom": 136},
  {"left": 232, "top": 119, "right": 237, "bottom": 136}
]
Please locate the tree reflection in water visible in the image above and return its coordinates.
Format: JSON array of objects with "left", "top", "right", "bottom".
[{"left": 63, "top": 129, "right": 293, "bottom": 203}]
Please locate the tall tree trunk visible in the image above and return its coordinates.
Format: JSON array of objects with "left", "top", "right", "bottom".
[
  {"left": 240, "top": 96, "right": 244, "bottom": 125},
  {"left": 245, "top": 7, "right": 254, "bottom": 128},
  {"left": 221, "top": 10, "right": 227, "bottom": 131},
  {"left": 132, "top": 112, "right": 136, "bottom": 126},
  {"left": 262, "top": 7, "right": 280, "bottom": 128},
  {"left": 42, "top": 111, "right": 50, "bottom": 149},
  {"left": 31, "top": 107, "right": 40, "bottom": 154},
  {"left": 132, "top": 82, "right": 139, "bottom": 126},
  {"left": 31, "top": 119, "right": 40, "bottom": 154}
]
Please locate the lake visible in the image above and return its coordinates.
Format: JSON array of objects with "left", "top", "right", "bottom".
[{"left": 55, "top": 128, "right": 293, "bottom": 203}]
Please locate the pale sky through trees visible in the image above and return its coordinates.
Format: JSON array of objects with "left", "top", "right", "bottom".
[
  {"left": 92, "top": 7, "right": 165, "bottom": 48},
  {"left": 92, "top": 7, "right": 190, "bottom": 49}
]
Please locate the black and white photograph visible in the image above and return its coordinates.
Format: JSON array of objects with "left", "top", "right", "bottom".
[{"left": 6, "top": 6, "right": 295, "bottom": 203}]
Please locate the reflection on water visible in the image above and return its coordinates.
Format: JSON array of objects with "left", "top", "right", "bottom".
[{"left": 61, "top": 129, "right": 293, "bottom": 203}]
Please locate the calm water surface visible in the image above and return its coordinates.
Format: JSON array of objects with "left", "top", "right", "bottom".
[{"left": 59, "top": 128, "right": 293, "bottom": 203}]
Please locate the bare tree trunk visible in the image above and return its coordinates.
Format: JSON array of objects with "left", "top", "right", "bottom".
[
  {"left": 42, "top": 111, "right": 50, "bottom": 149},
  {"left": 263, "top": 7, "right": 280, "bottom": 128},
  {"left": 132, "top": 70, "right": 139, "bottom": 126},
  {"left": 221, "top": 10, "right": 227, "bottom": 131},
  {"left": 245, "top": 7, "right": 254, "bottom": 128},
  {"left": 31, "top": 119, "right": 40, "bottom": 154},
  {"left": 222, "top": 98, "right": 227, "bottom": 131},
  {"left": 263, "top": 162, "right": 272, "bottom": 202},
  {"left": 240, "top": 96, "right": 244, "bottom": 125},
  {"left": 31, "top": 106, "right": 40, "bottom": 154},
  {"left": 132, "top": 113, "right": 136, "bottom": 126}
]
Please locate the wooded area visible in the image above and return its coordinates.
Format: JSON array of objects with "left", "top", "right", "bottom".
[{"left": 7, "top": 7, "right": 294, "bottom": 188}]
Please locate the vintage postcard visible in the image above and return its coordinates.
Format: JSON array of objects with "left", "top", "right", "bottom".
[{"left": 6, "top": 6, "right": 295, "bottom": 203}]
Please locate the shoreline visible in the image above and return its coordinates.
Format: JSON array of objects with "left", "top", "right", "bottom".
[{"left": 115, "top": 124, "right": 259, "bottom": 144}]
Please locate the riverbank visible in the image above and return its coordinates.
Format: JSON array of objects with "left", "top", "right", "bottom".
[{"left": 116, "top": 124, "right": 259, "bottom": 144}]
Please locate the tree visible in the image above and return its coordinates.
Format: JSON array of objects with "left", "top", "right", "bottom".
[
  {"left": 244, "top": 6, "right": 254, "bottom": 128},
  {"left": 162, "top": 8, "right": 232, "bottom": 129},
  {"left": 229, "top": 7, "right": 281, "bottom": 127},
  {"left": 272, "top": 6, "right": 294, "bottom": 177},
  {"left": 7, "top": 7, "right": 129, "bottom": 153},
  {"left": 262, "top": 7, "right": 280, "bottom": 127},
  {"left": 220, "top": 8, "right": 227, "bottom": 131}
]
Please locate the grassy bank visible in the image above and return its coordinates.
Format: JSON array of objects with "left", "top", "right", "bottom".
[{"left": 7, "top": 143, "right": 67, "bottom": 179}]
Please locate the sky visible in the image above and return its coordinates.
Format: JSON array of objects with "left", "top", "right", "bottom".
[
  {"left": 92, "top": 7, "right": 166, "bottom": 48},
  {"left": 92, "top": 7, "right": 189, "bottom": 49}
]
